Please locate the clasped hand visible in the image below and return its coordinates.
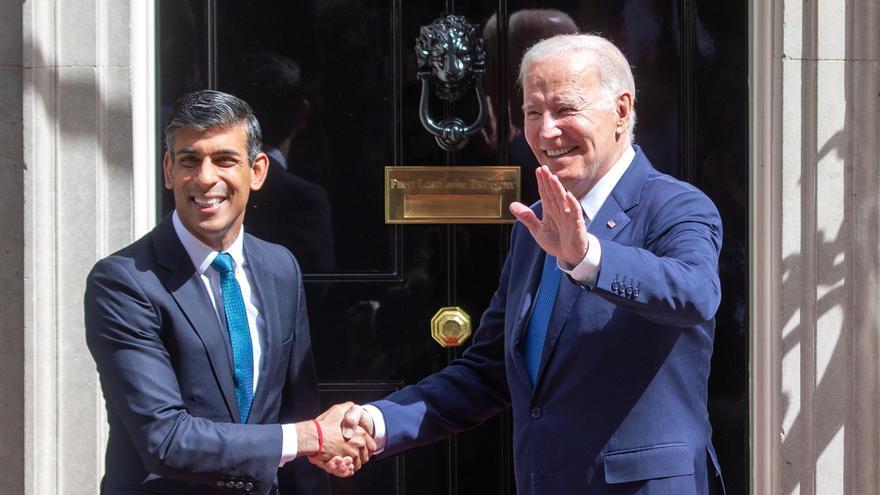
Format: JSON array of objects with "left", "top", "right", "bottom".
[{"left": 307, "top": 402, "right": 375, "bottom": 478}]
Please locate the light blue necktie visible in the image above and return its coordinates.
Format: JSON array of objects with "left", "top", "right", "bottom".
[
  {"left": 523, "top": 254, "right": 562, "bottom": 383},
  {"left": 211, "top": 253, "right": 254, "bottom": 424}
]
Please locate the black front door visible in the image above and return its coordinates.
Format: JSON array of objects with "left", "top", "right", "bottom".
[{"left": 158, "top": 2, "right": 748, "bottom": 494}]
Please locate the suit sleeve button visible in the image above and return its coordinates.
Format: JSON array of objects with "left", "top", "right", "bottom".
[
  {"left": 235, "top": 481, "right": 244, "bottom": 489},
  {"left": 216, "top": 480, "right": 226, "bottom": 487},
  {"left": 244, "top": 482, "right": 254, "bottom": 492},
  {"left": 530, "top": 406, "right": 542, "bottom": 419},
  {"left": 226, "top": 481, "right": 236, "bottom": 488}
]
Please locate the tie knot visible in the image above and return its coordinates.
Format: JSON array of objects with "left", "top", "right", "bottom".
[{"left": 211, "top": 252, "right": 235, "bottom": 275}]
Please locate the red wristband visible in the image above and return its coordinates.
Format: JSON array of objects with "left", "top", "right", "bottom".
[{"left": 310, "top": 419, "right": 323, "bottom": 457}]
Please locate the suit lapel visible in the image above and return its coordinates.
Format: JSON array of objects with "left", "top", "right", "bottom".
[
  {"left": 589, "top": 194, "right": 631, "bottom": 243},
  {"left": 243, "top": 236, "right": 281, "bottom": 423},
  {"left": 152, "top": 217, "right": 240, "bottom": 421},
  {"left": 511, "top": 236, "right": 544, "bottom": 347},
  {"left": 509, "top": 236, "right": 545, "bottom": 387}
]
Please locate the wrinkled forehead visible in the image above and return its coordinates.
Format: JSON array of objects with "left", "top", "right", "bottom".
[{"left": 522, "top": 56, "right": 602, "bottom": 98}]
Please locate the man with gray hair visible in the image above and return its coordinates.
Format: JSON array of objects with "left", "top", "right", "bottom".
[
  {"left": 85, "top": 90, "right": 372, "bottom": 495},
  {"left": 329, "top": 33, "right": 725, "bottom": 494}
]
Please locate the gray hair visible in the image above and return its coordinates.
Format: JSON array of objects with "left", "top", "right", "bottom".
[
  {"left": 519, "top": 34, "right": 637, "bottom": 139},
  {"left": 164, "top": 90, "right": 262, "bottom": 164}
]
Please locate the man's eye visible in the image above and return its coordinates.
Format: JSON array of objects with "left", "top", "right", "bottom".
[
  {"left": 215, "top": 158, "right": 239, "bottom": 167},
  {"left": 179, "top": 157, "right": 199, "bottom": 167},
  {"left": 559, "top": 107, "right": 576, "bottom": 114}
]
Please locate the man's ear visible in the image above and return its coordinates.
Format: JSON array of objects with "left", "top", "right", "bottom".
[
  {"left": 250, "top": 152, "right": 269, "bottom": 191},
  {"left": 615, "top": 92, "right": 634, "bottom": 136},
  {"left": 162, "top": 151, "right": 174, "bottom": 190}
]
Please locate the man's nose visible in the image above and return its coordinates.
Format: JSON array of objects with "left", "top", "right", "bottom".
[
  {"left": 194, "top": 158, "right": 219, "bottom": 186},
  {"left": 539, "top": 113, "right": 562, "bottom": 139}
]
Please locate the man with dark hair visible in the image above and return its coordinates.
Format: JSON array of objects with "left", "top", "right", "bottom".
[{"left": 85, "top": 90, "right": 369, "bottom": 495}]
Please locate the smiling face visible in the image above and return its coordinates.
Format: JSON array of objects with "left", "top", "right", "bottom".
[
  {"left": 163, "top": 124, "right": 267, "bottom": 251},
  {"left": 522, "top": 54, "right": 632, "bottom": 198}
]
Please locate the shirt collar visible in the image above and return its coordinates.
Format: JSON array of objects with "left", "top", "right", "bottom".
[
  {"left": 172, "top": 210, "right": 247, "bottom": 275},
  {"left": 264, "top": 146, "right": 287, "bottom": 171},
  {"left": 579, "top": 145, "right": 635, "bottom": 223}
]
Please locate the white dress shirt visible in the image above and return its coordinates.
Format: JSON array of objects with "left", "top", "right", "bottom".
[
  {"left": 172, "top": 211, "right": 264, "bottom": 390},
  {"left": 172, "top": 212, "right": 298, "bottom": 463},
  {"left": 365, "top": 145, "right": 637, "bottom": 452}
]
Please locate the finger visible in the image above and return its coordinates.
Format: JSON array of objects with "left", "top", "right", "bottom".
[
  {"left": 334, "top": 456, "right": 354, "bottom": 473},
  {"left": 537, "top": 166, "right": 560, "bottom": 214},
  {"left": 542, "top": 167, "right": 568, "bottom": 214},
  {"left": 343, "top": 456, "right": 356, "bottom": 477},
  {"left": 309, "top": 455, "right": 351, "bottom": 478},
  {"left": 347, "top": 433, "right": 366, "bottom": 449},
  {"left": 551, "top": 173, "right": 572, "bottom": 213},
  {"left": 509, "top": 202, "right": 541, "bottom": 231},
  {"left": 564, "top": 191, "right": 582, "bottom": 220},
  {"left": 332, "top": 461, "right": 355, "bottom": 478},
  {"left": 365, "top": 432, "right": 377, "bottom": 453},
  {"left": 535, "top": 167, "right": 555, "bottom": 215},
  {"left": 359, "top": 444, "right": 371, "bottom": 465}
]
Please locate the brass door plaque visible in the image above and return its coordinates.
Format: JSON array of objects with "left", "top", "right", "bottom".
[
  {"left": 385, "top": 166, "right": 520, "bottom": 223},
  {"left": 431, "top": 307, "right": 472, "bottom": 347}
]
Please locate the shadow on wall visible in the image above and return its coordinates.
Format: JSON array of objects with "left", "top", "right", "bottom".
[
  {"left": 779, "top": 108, "right": 860, "bottom": 495},
  {"left": 777, "top": 0, "right": 872, "bottom": 491},
  {"left": 28, "top": 42, "right": 136, "bottom": 188}
]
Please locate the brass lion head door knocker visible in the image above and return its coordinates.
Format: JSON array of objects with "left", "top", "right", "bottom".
[{"left": 415, "top": 15, "right": 488, "bottom": 151}]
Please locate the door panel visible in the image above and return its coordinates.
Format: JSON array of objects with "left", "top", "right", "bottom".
[{"left": 157, "top": 1, "right": 747, "bottom": 494}]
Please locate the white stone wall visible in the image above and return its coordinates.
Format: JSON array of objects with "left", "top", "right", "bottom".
[
  {"left": 21, "top": 0, "right": 134, "bottom": 493},
  {"left": 772, "top": 0, "right": 880, "bottom": 493}
]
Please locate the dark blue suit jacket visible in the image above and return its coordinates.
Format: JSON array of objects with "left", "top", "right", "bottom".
[
  {"left": 373, "top": 147, "right": 725, "bottom": 494},
  {"left": 84, "top": 216, "right": 326, "bottom": 495}
]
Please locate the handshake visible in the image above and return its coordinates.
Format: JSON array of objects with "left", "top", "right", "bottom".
[{"left": 299, "top": 402, "right": 377, "bottom": 477}]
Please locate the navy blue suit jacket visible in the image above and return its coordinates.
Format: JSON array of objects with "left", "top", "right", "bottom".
[
  {"left": 84, "top": 216, "right": 327, "bottom": 495},
  {"left": 373, "top": 146, "right": 725, "bottom": 494}
]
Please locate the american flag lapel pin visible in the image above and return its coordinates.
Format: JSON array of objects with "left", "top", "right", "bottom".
[{"left": 606, "top": 220, "right": 616, "bottom": 229}]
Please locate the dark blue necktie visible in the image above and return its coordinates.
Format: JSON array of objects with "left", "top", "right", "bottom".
[
  {"left": 523, "top": 254, "right": 562, "bottom": 383},
  {"left": 211, "top": 252, "right": 254, "bottom": 423}
]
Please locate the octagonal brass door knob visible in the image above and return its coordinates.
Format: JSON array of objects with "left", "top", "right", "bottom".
[{"left": 431, "top": 307, "right": 472, "bottom": 347}]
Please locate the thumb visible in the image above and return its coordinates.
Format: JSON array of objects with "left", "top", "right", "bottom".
[
  {"left": 509, "top": 202, "right": 540, "bottom": 231},
  {"left": 341, "top": 405, "right": 364, "bottom": 439},
  {"left": 359, "top": 408, "right": 375, "bottom": 437}
]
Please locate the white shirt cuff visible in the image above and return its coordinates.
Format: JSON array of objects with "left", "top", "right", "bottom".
[
  {"left": 361, "top": 404, "right": 387, "bottom": 454},
  {"left": 279, "top": 423, "right": 298, "bottom": 466},
  {"left": 558, "top": 233, "right": 602, "bottom": 288}
]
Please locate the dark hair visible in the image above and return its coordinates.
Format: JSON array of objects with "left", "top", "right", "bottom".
[
  {"left": 165, "top": 90, "right": 262, "bottom": 164},
  {"left": 234, "top": 53, "right": 305, "bottom": 147}
]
